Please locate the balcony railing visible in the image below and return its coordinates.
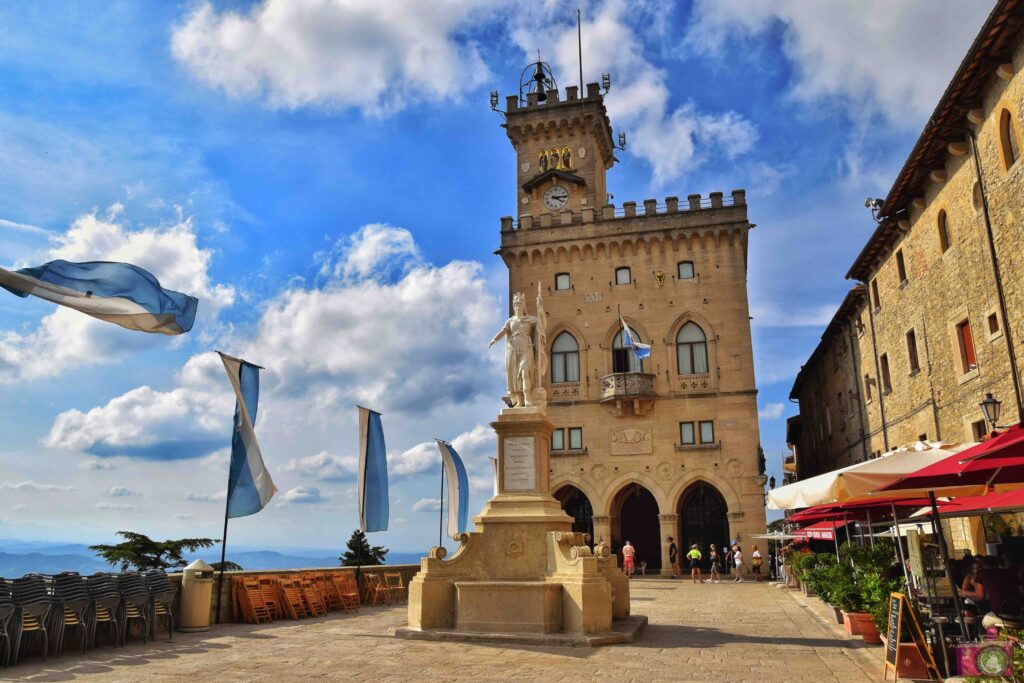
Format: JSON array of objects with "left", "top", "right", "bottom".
[
  {"left": 675, "top": 372, "right": 715, "bottom": 395},
  {"left": 550, "top": 381, "right": 582, "bottom": 402},
  {"left": 599, "top": 372, "right": 656, "bottom": 402}
]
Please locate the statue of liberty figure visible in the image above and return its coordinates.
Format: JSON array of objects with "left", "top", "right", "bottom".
[{"left": 489, "top": 284, "right": 547, "bottom": 409}]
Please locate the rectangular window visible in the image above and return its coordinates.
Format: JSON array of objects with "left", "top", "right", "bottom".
[
  {"left": 615, "top": 267, "right": 631, "bottom": 285},
  {"left": 677, "top": 261, "right": 695, "bottom": 279},
  {"left": 554, "top": 273, "right": 570, "bottom": 291},
  {"left": 871, "top": 279, "right": 881, "bottom": 310},
  {"left": 957, "top": 319, "right": 977, "bottom": 373},
  {"left": 989, "top": 312, "right": 1000, "bottom": 335},
  {"left": 568, "top": 427, "right": 583, "bottom": 450},
  {"left": 551, "top": 428, "right": 564, "bottom": 451},
  {"left": 896, "top": 249, "right": 907, "bottom": 284},
  {"left": 679, "top": 422, "right": 695, "bottom": 445},
  {"left": 699, "top": 420, "right": 715, "bottom": 444},
  {"left": 972, "top": 419, "right": 988, "bottom": 441},
  {"left": 906, "top": 329, "right": 920, "bottom": 373},
  {"left": 880, "top": 353, "right": 892, "bottom": 393},
  {"left": 856, "top": 313, "right": 865, "bottom": 337}
]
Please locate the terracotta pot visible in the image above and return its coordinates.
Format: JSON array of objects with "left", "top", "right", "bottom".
[
  {"left": 845, "top": 612, "right": 878, "bottom": 642},
  {"left": 842, "top": 611, "right": 865, "bottom": 635}
]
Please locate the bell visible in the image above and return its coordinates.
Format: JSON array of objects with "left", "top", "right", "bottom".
[{"left": 533, "top": 62, "right": 547, "bottom": 102}]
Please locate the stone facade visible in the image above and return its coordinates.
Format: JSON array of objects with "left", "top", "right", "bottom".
[
  {"left": 498, "top": 82, "right": 767, "bottom": 575},
  {"left": 790, "top": 3, "right": 1024, "bottom": 479}
]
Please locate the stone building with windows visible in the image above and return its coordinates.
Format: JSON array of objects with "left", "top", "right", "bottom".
[
  {"left": 789, "top": 1, "right": 1024, "bottom": 479},
  {"left": 495, "top": 78, "right": 766, "bottom": 574}
]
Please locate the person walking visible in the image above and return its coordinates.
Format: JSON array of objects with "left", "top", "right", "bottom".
[
  {"left": 686, "top": 544, "right": 704, "bottom": 583},
  {"left": 751, "top": 544, "right": 763, "bottom": 582},
  {"left": 622, "top": 540, "right": 636, "bottom": 578},
  {"left": 732, "top": 544, "right": 745, "bottom": 582},
  {"left": 709, "top": 546, "right": 721, "bottom": 583},
  {"left": 668, "top": 536, "right": 680, "bottom": 579},
  {"left": 723, "top": 545, "right": 732, "bottom": 576}
]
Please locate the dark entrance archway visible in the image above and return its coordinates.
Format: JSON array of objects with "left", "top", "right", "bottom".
[
  {"left": 678, "top": 481, "right": 729, "bottom": 570},
  {"left": 612, "top": 483, "right": 661, "bottom": 572},
  {"left": 554, "top": 485, "right": 594, "bottom": 546}
]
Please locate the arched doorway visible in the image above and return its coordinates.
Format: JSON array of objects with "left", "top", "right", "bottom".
[
  {"left": 554, "top": 485, "right": 594, "bottom": 545},
  {"left": 612, "top": 483, "right": 661, "bottom": 572},
  {"left": 678, "top": 481, "right": 729, "bottom": 570}
]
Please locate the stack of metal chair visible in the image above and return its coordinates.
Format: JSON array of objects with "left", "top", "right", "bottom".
[
  {"left": 0, "top": 579, "right": 14, "bottom": 667},
  {"left": 50, "top": 572, "right": 91, "bottom": 655},
  {"left": 85, "top": 573, "right": 122, "bottom": 647},
  {"left": 142, "top": 570, "right": 176, "bottom": 641},
  {"left": 10, "top": 574, "right": 52, "bottom": 665},
  {"left": 116, "top": 573, "right": 150, "bottom": 644}
]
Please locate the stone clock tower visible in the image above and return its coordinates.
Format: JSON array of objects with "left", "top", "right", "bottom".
[{"left": 497, "top": 73, "right": 767, "bottom": 576}]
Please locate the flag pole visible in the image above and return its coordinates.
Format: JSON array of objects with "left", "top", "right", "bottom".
[
  {"left": 215, "top": 501, "right": 229, "bottom": 624},
  {"left": 438, "top": 446, "right": 446, "bottom": 548}
]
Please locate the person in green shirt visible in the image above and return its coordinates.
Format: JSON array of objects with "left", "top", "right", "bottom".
[{"left": 686, "top": 544, "right": 704, "bottom": 583}]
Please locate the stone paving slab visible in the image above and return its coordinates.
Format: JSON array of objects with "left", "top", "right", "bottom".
[{"left": 2, "top": 579, "right": 884, "bottom": 682}]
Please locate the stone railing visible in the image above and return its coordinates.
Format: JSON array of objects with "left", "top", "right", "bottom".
[
  {"left": 674, "top": 372, "right": 715, "bottom": 395},
  {"left": 599, "top": 372, "right": 656, "bottom": 402},
  {"left": 550, "top": 381, "right": 582, "bottom": 402}
]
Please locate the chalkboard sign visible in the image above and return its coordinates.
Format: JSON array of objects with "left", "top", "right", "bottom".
[{"left": 883, "top": 593, "right": 941, "bottom": 682}]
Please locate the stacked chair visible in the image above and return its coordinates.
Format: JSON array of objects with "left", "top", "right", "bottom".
[
  {"left": 10, "top": 574, "right": 52, "bottom": 665},
  {"left": 50, "top": 572, "right": 91, "bottom": 656},
  {"left": 143, "top": 570, "right": 176, "bottom": 642},
  {"left": 231, "top": 571, "right": 366, "bottom": 624},
  {"left": 0, "top": 580, "right": 14, "bottom": 667},
  {"left": 86, "top": 572, "right": 123, "bottom": 648},
  {"left": 116, "top": 573, "right": 150, "bottom": 645}
]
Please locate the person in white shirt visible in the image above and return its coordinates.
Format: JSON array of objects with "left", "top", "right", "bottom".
[{"left": 732, "top": 545, "right": 744, "bottom": 582}]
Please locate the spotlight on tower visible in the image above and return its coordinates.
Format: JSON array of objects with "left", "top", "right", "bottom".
[
  {"left": 617, "top": 131, "right": 627, "bottom": 151},
  {"left": 602, "top": 72, "right": 611, "bottom": 93}
]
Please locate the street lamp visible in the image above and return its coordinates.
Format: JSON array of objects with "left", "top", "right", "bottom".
[
  {"left": 980, "top": 392, "right": 1002, "bottom": 435},
  {"left": 769, "top": 475, "right": 776, "bottom": 489}
]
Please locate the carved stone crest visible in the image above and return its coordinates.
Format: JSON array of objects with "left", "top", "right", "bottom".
[
  {"left": 610, "top": 427, "right": 653, "bottom": 456},
  {"left": 726, "top": 459, "right": 742, "bottom": 478},
  {"left": 591, "top": 464, "right": 608, "bottom": 482},
  {"left": 505, "top": 537, "right": 525, "bottom": 558}
]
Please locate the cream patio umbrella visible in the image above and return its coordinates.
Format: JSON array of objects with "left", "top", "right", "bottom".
[{"left": 768, "top": 441, "right": 975, "bottom": 510}]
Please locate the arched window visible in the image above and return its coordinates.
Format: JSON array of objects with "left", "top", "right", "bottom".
[
  {"left": 937, "top": 210, "right": 951, "bottom": 253},
  {"left": 1000, "top": 109, "right": 1020, "bottom": 169},
  {"left": 676, "top": 322, "right": 709, "bottom": 375},
  {"left": 612, "top": 329, "right": 643, "bottom": 373},
  {"left": 551, "top": 332, "right": 580, "bottom": 383}
]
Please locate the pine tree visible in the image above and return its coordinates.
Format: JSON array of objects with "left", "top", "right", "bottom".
[
  {"left": 339, "top": 529, "right": 388, "bottom": 566},
  {"left": 90, "top": 531, "right": 218, "bottom": 572}
]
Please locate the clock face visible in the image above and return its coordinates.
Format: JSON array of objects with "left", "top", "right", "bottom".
[{"left": 543, "top": 185, "right": 569, "bottom": 211}]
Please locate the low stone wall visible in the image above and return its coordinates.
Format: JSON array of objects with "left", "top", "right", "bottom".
[{"left": 167, "top": 564, "right": 421, "bottom": 626}]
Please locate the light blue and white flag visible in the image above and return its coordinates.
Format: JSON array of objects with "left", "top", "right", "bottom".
[
  {"left": 358, "top": 406, "right": 389, "bottom": 533},
  {"left": 619, "top": 315, "right": 652, "bottom": 360},
  {"left": 0, "top": 260, "right": 198, "bottom": 335},
  {"left": 436, "top": 440, "right": 470, "bottom": 536},
  {"left": 219, "top": 352, "right": 276, "bottom": 518}
]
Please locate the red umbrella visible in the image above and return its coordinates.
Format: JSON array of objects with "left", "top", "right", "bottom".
[
  {"left": 876, "top": 453, "right": 1024, "bottom": 497},
  {"left": 959, "top": 423, "right": 1024, "bottom": 462}
]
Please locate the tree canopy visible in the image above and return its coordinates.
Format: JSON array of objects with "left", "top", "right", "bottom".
[
  {"left": 90, "top": 531, "right": 218, "bottom": 572},
  {"left": 339, "top": 529, "right": 388, "bottom": 566}
]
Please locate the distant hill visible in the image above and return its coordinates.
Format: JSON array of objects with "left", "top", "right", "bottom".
[{"left": 0, "top": 540, "right": 427, "bottom": 576}]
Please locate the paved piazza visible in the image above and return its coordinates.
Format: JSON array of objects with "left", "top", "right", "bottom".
[{"left": 5, "top": 580, "right": 880, "bottom": 682}]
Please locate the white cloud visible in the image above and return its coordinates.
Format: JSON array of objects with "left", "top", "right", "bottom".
[
  {"left": 686, "top": 0, "right": 991, "bottom": 123},
  {"left": 106, "top": 486, "right": 141, "bottom": 497},
  {"left": 78, "top": 459, "right": 116, "bottom": 471},
  {"left": 284, "top": 451, "right": 357, "bottom": 483},
  {"left": 185, "top": 490, "right": 227, "bottom": 502},
  {"left": 317, "top": 224, "right": 421, "bottom": 282},
  {"left": 513, "top": 1, "right": 757, "bottom": 185},
  {"left": 279, "top": 486, "right": 326, "bottom": 505},
  {"left": 0, "top": 217, "right": 51, "bottom": 236},
  {"left": 0, "top": 206, "right": 235, "bottom": 384},
  {"left": 1, "top": 480, "right": 76, "bottom": 492},
  {"left": 749, "top": 301, "right": 838, "bottom": 328},
  {"left": 171, "top": 0, "right": 492, "bottom": 116},
  {"left": 96, "top": 501, "right": 137, "bottom": 510},
  {"left": 758, "top": 403, "right": 785, "bottom": 421},
  {"left": 174, "top": 513, "right": 195, "bottom": 520},
  {"left": 412, "top": 498, "right": 440, "bottom": 512}
]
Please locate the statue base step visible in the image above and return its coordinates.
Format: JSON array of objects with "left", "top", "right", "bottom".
[{"left": 394, "top": 615, "right": 647, "bottom": 648}]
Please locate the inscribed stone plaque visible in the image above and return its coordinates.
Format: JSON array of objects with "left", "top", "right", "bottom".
[
  {"left": 609, "top": 427, "right": 653, "bottom": 456},
  {"left": 503, "top": 436, "right": 537, "bottom": 491}
]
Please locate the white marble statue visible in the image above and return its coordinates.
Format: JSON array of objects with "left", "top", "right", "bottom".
[{"left": 489, "top": 284, "right": 547, "bottom": 409}]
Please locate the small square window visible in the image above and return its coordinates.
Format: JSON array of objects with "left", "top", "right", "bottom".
[
  {"left": 972, "top": 419, "right": 988, "bottom": 442},
  {"left": 699, "top": 421, "right": 715, "bottom": 444},
  {"left": 615, "top": 267, "right": 631, "bottom": 285},
  {"left": 551, "top": 428, "right": 564, "bottom": 451},
  {"left": 679, "top": 422, "right": 695, "bottom": 445},
  {"left": 568, "top": 427, "right": 583, "bottom": 450},
  {"left": 677, "top": 261, "right": 695, "bottom": 279},
  {"left": 956, "top": 319, "right": 977, "bottom": 374},
  {"left": 988, "top": 312, "right": 1000, "bottom": 335},
  {"left": 554, "top": 273, "right": 570, "bottom": 291}
]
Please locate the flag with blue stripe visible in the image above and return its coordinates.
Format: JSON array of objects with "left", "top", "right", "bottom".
[
  {"left": 620, "top": 315, "right": 652, "bottom": 360},
  {"left": 0, "top": 260, "right": 198, "bottom": 335},
  {"left": 436, "top": 440, "right": 470, "bottom": 536},
  {"left": 358, "top": 406, "right": 389, "bottom": 533},
  {"left": 219, "top": 352, "right": 276, "bottom": 518}
]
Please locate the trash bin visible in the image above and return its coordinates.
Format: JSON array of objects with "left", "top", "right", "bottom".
[{"left": 179, "top": 559, "right": 215, "bottom": 632}]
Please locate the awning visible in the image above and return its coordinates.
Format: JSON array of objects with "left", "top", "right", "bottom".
[
  {"left": 961, "top": 424, "right": 1024, "bottom": 463},
  {"left": 768, "top": 441, "right": 973, "bottom": 509},
  {"left": 787, "top": 497, "right": 932, "bottom": 524},
  {"left": 793, "top": 520, "right": 848, "bottom": 541},
  {"left": 908, "top": 489, "right": 1024, "bottom": 519},
  {"left": 875, "top": 452, "right": 1024, "bottom": 498}
]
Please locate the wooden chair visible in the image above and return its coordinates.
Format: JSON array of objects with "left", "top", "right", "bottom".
[
  {"left": 278, "top": 577, "right": 308, "bottom": 620},
  {"left": 383, "top": 573, "right": 407, "bottom": 605},
  {"left": 317, "top": 574, "right": 342, "bottom": 611},
  {"left": 232, "top": 578, "right": 272, "bottom": 624},
  {"left": 331, "top": 574, "right": 359, "bottom": 613},
  {"left": 300, "top": 577, "right": 327, "bottom": 617},
  {"left": 363, "top": 574, "right": 390, "bottom": 606},
  {"left": 258, "top": 577, "right": 283, "bottom": 620}
]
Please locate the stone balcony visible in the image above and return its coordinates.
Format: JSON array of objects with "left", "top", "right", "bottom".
[{"left": 599, "top": 372, "right": 656, "bottom": 417}]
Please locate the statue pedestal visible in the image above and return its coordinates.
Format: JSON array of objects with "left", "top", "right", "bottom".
[{"left": 397, "top": 409, "right": 643, "bottom": 646}]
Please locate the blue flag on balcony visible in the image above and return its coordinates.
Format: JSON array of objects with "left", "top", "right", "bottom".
[
  {"left": 619, "top": 315, "right": 651, "bottom": 360},
  {"left": 358, "top": 406, "right": 389, "bottom": 533},
  {"left": 436, "top": 440, "right": 470, "bottom": 536},
  {"left": 0, "top": 259, "right": 198, "bottom": 335},
  {"left": 219, "top": 352, "right": 277, "bottom": 518}
]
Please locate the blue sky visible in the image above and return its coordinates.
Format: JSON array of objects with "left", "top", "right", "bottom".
[{"left": 0, "top": 0, "right": 995, "bottom": 553}]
